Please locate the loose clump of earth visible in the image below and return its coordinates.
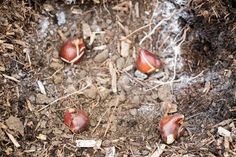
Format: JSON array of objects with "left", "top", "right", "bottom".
[{"left": 0, "top": 0, "right": 235, "bottom": 156}]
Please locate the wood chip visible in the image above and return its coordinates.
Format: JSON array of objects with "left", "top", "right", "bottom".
[
  {"left": 150, "top": 144, "right": 166, "bottom": 157},
  {"left": 120, "top": 39, "right": 131, "bottom": 57},
  {"left": 2, "top": 43, "right": 14, "bottom": 49},
  {"left": 112, "top": 1, "right": 130, "bottom": 12},
  {"left": 14, "top": 39, "right": 27, "bottom": 47},
  {"left": 109, "top": 62, "right": 117, "bottom": 93},
  {"left": 218, "top": 127, "right": 231, "bottom": 137},
  {"left": 93, "top": 45, "right": 107, "bottom": 51},
  {"left": 134, "top": 2, "right": 139, "bottom": 18},
  {"left": 122, "top": 65, "right": 134, "bottom": 72},
  {"left": 5, "top": 131, "right": 20, "bottom": 148},
  {"left": 36, "top": 134, "right": 47, "bottom": 140},
  {"left": 26, "top": 99, "right": 34, "bottom": 111},
  {"left": 2, "top": 74, "right": 20, "bottom": 83},
  {"left": 37, "top": 80, "right": 47, "bottom": 95},
  {"left": 75, "top": 139, "right": 102, "bottom": 148},
  {"left": 82, "top": 22, "right": 92, "bottom": 39},
  {"left": 57, "top": 29, "right": 67, "bottom": 41}
]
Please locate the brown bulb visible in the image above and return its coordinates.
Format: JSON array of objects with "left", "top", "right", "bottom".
[
  {"left": 136, "top": 48, "right": 162, "bottom": 74},
  {"left": 64, "top": 108, "right": 90, "bottom": 133},
  {"left": 59, "top": 38, "right": 85, "bottom": 64},
  {"left": 159, "top": 114, "right": 184, "bottom": 144}
]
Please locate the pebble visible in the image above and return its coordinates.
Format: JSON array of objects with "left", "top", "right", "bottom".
[
  {"left": 84, "top": 86, "right": 97, "bottom": 99},
  {"left": 36, "top": 93, "right": 52, "bottom": 104},
  {"left": 53, "top": 74, "right": 63, "bottom": 84},
  {"left": 5, "top": 116, "right": 24, "bottom": 136},
  {"left": 134, "top": 70, "right": 148, "bottom": 79},
  {"left": 157, "top": 85, "right": 174, "bottom": 102},
  {"left": 56, "top": 11, "right": 66, "bottom": 26},
  {"left": 77, "top": 70, "right": 87, "bottom": 79},
  {"left": 94, "top": 49, "right": 109, "bottom": 63},
  {"left": 118, "top": 75, "right": 131, "bottom": 92},
  {"left": 129, "top": 109, "right": 137, "bottom": 116},
  {"left": 131, "top": 95, "right": 140, "bottom": 105},
  {"left": 99, "top": 87, "right": 110, "bottom": 100},
  {"left": 116, "top": 57, "right": 125, "bottom": 70}
]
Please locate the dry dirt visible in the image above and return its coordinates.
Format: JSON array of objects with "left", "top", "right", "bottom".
[{"left": 0, "top": 0, "right": 235, "bottom": 157}]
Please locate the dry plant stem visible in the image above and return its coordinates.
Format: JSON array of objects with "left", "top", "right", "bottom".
[
  {"left": 120, "top": 23, "right": 151, "bottom": 40},
  {"left": 43, "top": 66, "right": 64, "bottom": 80},
  {"left": 92, "top": 108, "right": 110, "bottom": 133},
  {"left": 139, "top": 10, "right": 177, "bottom": 45},
  {"left": 38, "top": 83, "right": 91, "bottom": 112}
]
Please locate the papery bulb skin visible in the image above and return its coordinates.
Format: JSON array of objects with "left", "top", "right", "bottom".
[
  {"left": 64, "top": 108, "right": 90, "bottom": 133},
  {"left": 159, "top": 114, "right": 184, "bottom": 144},
  {"left": 136, "top": 48, "right": 162, "bottom": 74},
  {"left": 59, "top": 38, "right": 85, "bottom": 64}
]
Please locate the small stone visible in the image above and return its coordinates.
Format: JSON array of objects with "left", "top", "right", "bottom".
[
  {"left": 131, "top": 95, "right": 140, "bottom": 105},
  {"left": 5, "top": 116, "right": 24, "bottom": 136},
  {"left": 116, "top": 57, "right": 125, "bottom": 70},
  {"left": 49, "top": 60, "right": 63, "bottom": 69},
  {"left": 218, "top": 127, "right": 231, "bottom": 137},
  {"left": 0, "top": 65, "right": 5, "bottom": 72},
  {"left": 99, "top": 87, "right": 110, "bottom": 100},
  {"left": 36, "top": 93, "right": 52, "bottom": 104},
  {"left": 129, "top": 109, "right": 137, "bottom": 116},
  {"left": 56, "top": 11, "right": 66, "bottom": 26},
  {"left": 118, "top": 75, "right": 131, "bottom": 92},
  {"left": 94, "top": 49, "right": 109, "bottom": 63},
  {"left": 106, "top": 19, "right": 112, "bottom": 24},
  {"left": 77, "top": 70, "right": 87, "bottom": 78},
  {"left": 84, "top": 86, "right": 97, "bottom": 99},
  {"left": 65, "top": 84, "right": 76, "bottom": 93},
  {"left": 118, "top": 90, "right": 126, "bottom": 102},
  {"left": 158, "top": 85, "right": 174, "bottom": 102},
  {"left": 134, "top": 70, "right": 148, "bottom": 80},
  {"left": 53, "top": 74, "right": 63, "bottom": 84}
]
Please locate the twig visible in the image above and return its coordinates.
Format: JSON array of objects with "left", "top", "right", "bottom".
[
  {"left": 38, "top": 83, "right": 91, "bottom": 112},
  {"left": 43, "top": 66, "right": 64, "bottom": 80},
  {"left": 120, "top": 23, "right": 151, "bottom": 40},
  {"left": 2, "top": 74, "right": 20, "bottom": 83},
  {"left": 5, "top": 131, "right": 20, "bottom": 148}
]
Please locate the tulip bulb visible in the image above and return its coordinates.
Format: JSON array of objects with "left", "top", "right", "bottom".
[
  {"left": 159, "top": 114, "right": 184, "bottom": 144},
  {"left": 59, "top": 38, "right": 85, "bottom": 64},
  {"left": 136, "top": 48, "right": 162, "bottom": 74},
  {"left": 64, "top": 108, "right": 90, "bottom": 133}
]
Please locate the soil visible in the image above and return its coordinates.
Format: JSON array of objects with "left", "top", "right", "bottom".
[{"left": 0, "top": 0, "right": 235, "bottom": 157}]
